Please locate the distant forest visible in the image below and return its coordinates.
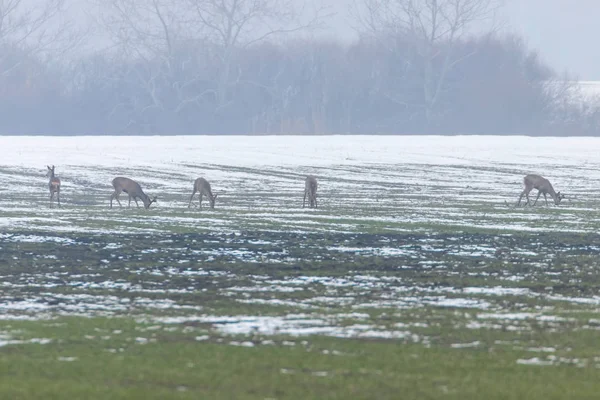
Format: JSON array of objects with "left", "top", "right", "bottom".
[{"left": 0, "top": 0, "right": 598, "bottom": 135}]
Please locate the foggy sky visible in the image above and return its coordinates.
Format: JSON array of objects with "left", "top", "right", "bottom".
[
  {"left": 502, "top": 0, "right": 600, "bottom": 80},
  {"left": 314, "top": 0, "right": 600, "bottom": 80},
  {"left": 69, "top": 0, "right": 599, "bottom": 80}
]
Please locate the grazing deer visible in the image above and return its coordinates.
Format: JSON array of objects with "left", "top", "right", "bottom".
[
  {"left": 188, "top": 177, "right": 217, "bottom": 209},
  {"left": 110, "top": 177, "right": 156, "bottom": 209},
  {"left": 303, "top": 175, "right": 318, "bottom": 208},
  {"left": 46, "top": 165, "right": 61, "bottom": 208},
  {"left": 517, "top": 174, "right": 565, "bottom": 206}
]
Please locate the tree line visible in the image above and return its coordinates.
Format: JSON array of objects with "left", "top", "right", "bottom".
[{"left": 0, "top": 0, "right": 597, "bottom": 136}]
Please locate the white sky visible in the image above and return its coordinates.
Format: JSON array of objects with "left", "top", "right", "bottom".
[
  {"left": 67, "top": 0, "right": 600, "bottom": 80},
  {"left": 317, "top": 0, "right": 600, "bottom": 80}
]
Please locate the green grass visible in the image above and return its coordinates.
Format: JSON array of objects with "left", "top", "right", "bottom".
[
  {"left": 4, "top": 162, "right": 600, "bottom": 398},
  {"left": 2, "top": 317, "right": 600, "bottom": 400}
]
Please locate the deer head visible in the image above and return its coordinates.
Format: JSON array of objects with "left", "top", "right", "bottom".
[
  {"left": 144, "top": 196, "right": 157, "bottom": 209},
  {"left": 555, "top": 192, "right": 565, "bottom": 205}
]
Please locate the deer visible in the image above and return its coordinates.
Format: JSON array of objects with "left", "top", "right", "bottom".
[
  {"left": 303, "top": 175, "right": 318, "bottom": 208},
  {"left": 46, "top": 165, "right": 61, "bottom": 208},
  {"left": 110, "top": 177, "right": 156, "bottom": 209},
  {"left": 517, "top": 174, "right": 565, "bottom": 207},
  {"left": 188, "top": 177, "right": 217, "bottom": 209}
]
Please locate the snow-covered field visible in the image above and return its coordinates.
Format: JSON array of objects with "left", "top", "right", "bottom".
[
  {"left": 2, "top": 135, "right": 600, "bottom": 358},
  {"left": 2, "top": 135, "right": 600, "bottom": 234},
  {"left": 3, "top": 134, "right": 600, "bottom": 167}
]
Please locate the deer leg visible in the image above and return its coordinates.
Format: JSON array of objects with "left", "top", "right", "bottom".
[
  {"left": 57, "top": 189, "right": 61, "bottom": 208},
  {"left": 111, "top": 192, "right": 122, "bottom": 208},
  {"left": 533, "top": 191, "right": 542, "bottom": 206},
  {"left": 524, "top": 189, "right": 533, "bottom": 206},
  {"left": 134, "top": 197, "right": 140, "bottom": 208},
  {"left": 313, "top": 194, "right": 317, "bottom": 208},
  {"left": 49, "top": 192, "right": 54, "bottom": 208},
  {"left": 188, "top": 189, "right": 196, "bottom": 208},
  {"left": 517, "top": 191, "right": 526, "bottom": 206},
  {"left": 544, "top": 193, "right": 548, "bottom": 206},
  {"left": 303, "top": 190, "right": 307, "bottom": 208},
  {"left": 199, "top": 192, "right": 203, "bottom": 210}
]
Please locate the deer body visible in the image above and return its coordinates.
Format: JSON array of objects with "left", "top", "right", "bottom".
[
  {"left": 303, "top": 176, "right": 318, "bottom": 208},
  {"left": 517, "top": 174, "right": 564, "bottom": 206},
  {"left": 46, "top": 165, "right": 61, "bottom": 208},
  {"left": 188, "top": 177, "right": 217, "bottom": 209},
  {"left": 110, "top": 177, "right": 156, "bottom": 209}
]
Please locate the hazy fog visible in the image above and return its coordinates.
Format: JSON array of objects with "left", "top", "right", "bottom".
[
  {"left": 68, "top": 0, "right": 598, "bottom": 79},
  {"left": 319, "top": 0, "right": 600, "bottom": 79},
  {"left": 2, "top": 0, "right": 598, "bottom": 135},
  {"left": 492, "top": 0, "right": 600, "bottom": 79}
]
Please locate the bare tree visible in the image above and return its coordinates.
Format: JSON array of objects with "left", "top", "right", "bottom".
[
  {"left": 185, "top": 0, "right": 326, "bottom": 111},
  {"left": 91, "top": 0, "right": 324, "bottom": 131},
  {"left": 352, "top": 0, "right": 503, "bottom": 126},
  {"left": 0, "top": 0, "right": 84, "bottom": 76},
  {"left": 91, "top": 0, "right": 196, "bottom": 124},
  {"left": 90, "top": 0, "right": 224, "bottom": 134}
]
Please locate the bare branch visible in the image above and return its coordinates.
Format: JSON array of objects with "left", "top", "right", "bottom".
[
  {"left": 0, "top": 0, "right": 86, "bottom": 75},
  {"left": 352, "top": 0, "right": 504, "bottom": 125}
]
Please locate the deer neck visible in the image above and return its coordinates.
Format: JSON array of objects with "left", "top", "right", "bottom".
[
  {"left": 546, "top": 184, "right": 558, "bottom": 200},
  {"left": 139, "top": 192, "right": 150, "bottom": 207}
]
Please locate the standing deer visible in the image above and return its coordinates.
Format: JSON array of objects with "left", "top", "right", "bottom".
[
  {"left": 46, "top": 165, "right": 61, "bottom": 208},
  {"left": 303, "top": 175, "right": 318, "bottom": 208},
  {"left": 110, "top": 177, "right": 156, "bottom": 209},
  {"left": 188, "top": 177, "right": 217, "bottom": 209},
  {"left": 517, "top": 174, "right": 565, "bottom": 206}
]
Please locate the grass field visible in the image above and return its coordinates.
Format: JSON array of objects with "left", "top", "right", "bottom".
[{"left": 2, "top": 135, "right": 600, "bottom": 399}]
